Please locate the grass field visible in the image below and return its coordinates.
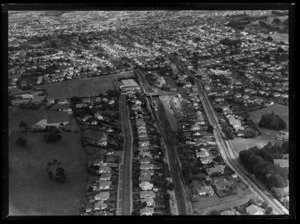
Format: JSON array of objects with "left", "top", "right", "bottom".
[
  {"left": 230, "top": 103, "right": 288, "bottom": 153},
  {"left": 9, "top": 131, "right": 87, "bottom": 216},
  {"left": 39, "top": 73, "right": 135, "bottom": 100}
]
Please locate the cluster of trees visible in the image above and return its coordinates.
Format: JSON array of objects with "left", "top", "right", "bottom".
[
  {"left": 44, "top": 131, "right": 62, "bottom": 143},
  {"left": 259, "top": 111, "right": 287, "bottom": 131},
  {"left": 239, "top": 145, "right": 288, "bottom": 190},
  {"left": 46, "top": 159, "right": 66, "bottom": 183},
  {"left": 219, "top": 38, "right": 242, "bottom": 47}
]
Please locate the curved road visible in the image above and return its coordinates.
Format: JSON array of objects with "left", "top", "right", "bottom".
[
  {"left": 198, "top": 81, "right": 289, "bottom": 215},
  {"left": 170, "top": 54, "right": 289, "bottom": 215}
]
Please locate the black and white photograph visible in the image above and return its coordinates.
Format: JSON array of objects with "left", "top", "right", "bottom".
[{"left": 2, "top": 3, "right": 295, "bottom": 218}]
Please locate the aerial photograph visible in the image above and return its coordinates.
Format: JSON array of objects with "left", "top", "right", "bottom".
[{"left": 6, "top": 7, "right": 291, "bottom": 217}]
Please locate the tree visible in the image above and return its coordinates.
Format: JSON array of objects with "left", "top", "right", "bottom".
[
  {"left": 266, "top": 36, "right": 273, "bottom": 42},
  {"left": 266, "top": 174, "right": 285, "bottom": 188},
  {"left": 259, "top": 112, "right": 286, "bottom": 131},
  {"left": 210, "top": 210, "right": 220, "bottom": 215},
  {"left": 16, "top": 137, "right": 27, "bottom": 147},
  {"left": 265, "top": 207, "right": 273, "bottom": 214},
  {"left": 44, "top": 132, "right": 62, "bottom": 143},
  {"left": 69, "top": 96, "right": 81, "bottom": 106},
  {"left": 19, "top": 121, "right": 28, "bottom": 133},
  {"left": 272, "top": 18, "right": 281, "bottom": 24},
  {"left": 167, "top": 182, "right": 174, "bottom": 191},
  {"left": 271, "top": 187, "right": 285, "bottom": 199}
]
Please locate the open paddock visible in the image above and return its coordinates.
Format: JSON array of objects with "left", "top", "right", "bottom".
[{"left": 9, "top": 131, "right": 87, "bottom": 216}]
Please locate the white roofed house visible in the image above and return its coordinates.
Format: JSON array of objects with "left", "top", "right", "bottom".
[
  {"left": 140, "top": 207, "right": 154, "bottom": 216},
  {"left": 139, "top": 181, "right": 154, "bottom": 191},
  {"left": 98, "top": 165, "right": 111, "bottom": 174},
  {"left": 96, "top": 133, "right": 108, "bottom": 146},
  {"left": 94, "top": 201, "right": 108, "bottom": 211},
  {"left": 94, "top": 112, "right": 104, "bottom": 120},
  {"left": 140, "top": 163, "right": 154, "bottom": 170},
  {"left": 141, "top": 197, "right": 155, "bottom": 207},
  {"left": 139, "top": 151, "right": 152, "bottom": 158},
  {"left": 32, "top": 112, "right": 70, "bottom": 130},
  {"left": 98, "top": 181, "right": 112, "bottom": 190},
  {"left": 94, "top": 191, "right": 110, "bottom": 201},
  {"left": 100, "top": 173, "right": 112, "bottom": 181},
  {"left": 140, "top": 190, "right": 156, "bottom": 199},
  {"left": 246, "top": 204, "right": 265, "bottom": 215}
]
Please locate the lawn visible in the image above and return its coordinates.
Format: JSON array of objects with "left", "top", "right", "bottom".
[
  {"left": 9, "top": 131, "right": 87, "bottom": 216},
  {"left": 230, "top": 104, "right": 289, "bottom": 154},
  {"left": 39, "top": 75, "right": 118, "bottom": 100}
]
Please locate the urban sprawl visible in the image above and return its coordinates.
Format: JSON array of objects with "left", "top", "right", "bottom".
[{"left": 8, "top": 10, "right": 289, "bottom": 216}]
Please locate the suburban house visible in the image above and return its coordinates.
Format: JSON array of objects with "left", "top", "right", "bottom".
[
  {"left": 140, "top": 163, "right": 154, "bottom": 170},
  {"left": 98, "top": 166, "right": 111, "bottom": 174},
  {"left": 139, "top": 151, "right": 152, "bottom": 158},
  {"left": 213, "top": 177, "right": 232, "bottom": 190},
  {"left": 141, "top": 197, "right": 155, "bottom": 207},
  {"left": 200, "top": 156, "right": 213, "bottom": 164},
  {"left": 100, "top": 173, "right": 112, "bottom": 181},
  {"left": 206, "top": 165, "right": 226, "bottom": 176},
  {"left": 220, "top": 209, "right": 240, "bottom": 215},
  {"left": 31, "top": 112, "right": 69, "bottom": 129},
  {"left": 140, "top": 191, "right": 156, "bottom": 199},
  {"left": 94, "top": 201, "right": 107, "bottom": 211},
  {"left": 196, "top": 149, "right": 209, "bottom": 158},
  {"left": 140, "top": 170, "right": 155, "bottom": 176},
  {"left": 140, "top": 207, "right": 155, "bottom": 216},
  {"left": 139, "top": 158, "right": 152, "bottom": 164},
  {"left": 98, "top": 181, "right": 111, "bottom": 190},
  {"left": 139, "top": 175, "right": 152, "bottom": 182},
  {"left": 139, "top": 181, "right": 154, "bottom": 191},
  {"left": 94, "top": 112, "right": 104, "bottom": 120},
  {"left": 274, "top": 159, "right": 289, "bottom": 168},
  {"left": 246, "top": 204, "right": 265, "bottom": 215},
  {"left": 197, "top": 185, "right": 214, "bottom": 196},
  {"left": 94, "top": 192, "right": 110, "bottom": 201}
]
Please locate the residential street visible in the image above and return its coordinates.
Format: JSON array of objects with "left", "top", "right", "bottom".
[{"left": 118, "top": 95, "right": 133, "bottom": 215}]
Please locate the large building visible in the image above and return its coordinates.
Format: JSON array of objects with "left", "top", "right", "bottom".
[{"left": 119, "top": 78, "right": 141, "bottom": 93}]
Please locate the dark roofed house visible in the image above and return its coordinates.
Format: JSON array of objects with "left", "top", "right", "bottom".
[{"left": 206, "top": 165, "right": 226, "bottom": 176}]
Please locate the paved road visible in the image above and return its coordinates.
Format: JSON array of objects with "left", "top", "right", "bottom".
[
  {"left": 148, "top": 97, "right": 188, "bottom": 215},
  {"left": 198, "top": 85, "right": 289, "bottom": 215},
  {"left": 170, "top": 54, "right": 289, "bottom": 215},
  {"left": 118, "top": 95, "right": 133, "bottom": 215}
]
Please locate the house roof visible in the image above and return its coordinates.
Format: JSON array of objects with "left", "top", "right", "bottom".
[
  {"left": 99, "top": 181, "right": 111, "bottom": 187},
  {"left": 140, "top": 207, "right": 154, "bottom": 215},
  {"left": 206, "top": 165, "right": 225, "bottom": 175},
  {"left": 246, "top": 204, "right": 264, "bottom": 215},
  {"left": 274, "top": 159, "right": 289, "bottom": 168},
  {"left": 95, "top": 191, "right": 110, "bottom": 200},
  {"left": 139, "top": 181, "right": 153, "bottom": 189},
  {"left": 141, "top": 197, "right": 155, "bottom": 205},
  {"left": 140, "top": 190, "right": 156, "bottom": 198}
]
